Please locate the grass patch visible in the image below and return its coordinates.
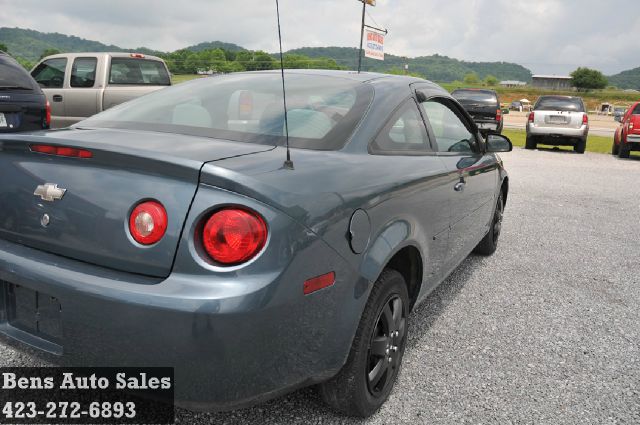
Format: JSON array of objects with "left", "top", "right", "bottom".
[
  {"left": 502, "top": 129, "right": 615, "bottom": 154},
  {"left": 171, "top": 74, "right": 205, "bottom": 84}
]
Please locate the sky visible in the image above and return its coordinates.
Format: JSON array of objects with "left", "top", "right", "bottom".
[{"left": 1, "top": 0, "right": 639, "bottom": 75}]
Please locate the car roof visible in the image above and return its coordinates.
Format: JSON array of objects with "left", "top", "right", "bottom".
[
  {"left": 37, "top": 52, "right": 166, "bottom": 61},
  {"left": 452, "top": 88, "right": 498, "bottom": 94}
]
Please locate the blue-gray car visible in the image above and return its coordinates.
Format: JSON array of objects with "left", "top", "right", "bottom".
[{"left": 0, "top": 70, "right": 511, "bottom": 417}]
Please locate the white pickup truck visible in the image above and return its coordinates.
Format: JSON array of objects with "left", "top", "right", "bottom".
[{"left": 30, "top": 52, "right": 171, "bottom": 127}]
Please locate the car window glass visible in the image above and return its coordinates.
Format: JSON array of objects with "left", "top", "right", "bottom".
[
  {"left": 371, "top": 100, "right": 430, "bottom": 154},
  {"left": 31, "top": 58, "right": 67, "bottom": 88},
  {"left": 71, "top": 57, "right": 97, "bottom": 88},
  {"left": 81, "top": 73, "right": 373, "bottom": 150},
  {"left": 632, "top": 104, "right": 640, "bottom": 115},
  {"left": 109, "top": 58, "right": 170, "bottom": 85},
  {"left": 534, "top": 97, "right": 584, "bottom": 112},
  {"left": 0, "top": 55, "right": 37, "bottom": 89},
  {"left": 420, "top": 100, "right": 475, "bottom": 153},
  {"left": 452, "top": 90, "right": 498, "bottom": 106}
]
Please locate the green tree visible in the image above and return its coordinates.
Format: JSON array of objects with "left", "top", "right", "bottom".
[
  {"left": 39, "top": 48, "right": 61, "bottom": 60},
  {"left": 0, "top": 43, "right": 8, "bottom": 53},
  {"left": 570, "top": 67, "right": 608, "bottom": 91},
  {"left": 16, "top": 57, "right": 34, "bottom": 70},
  {"left": 484, "top": 75, "right": 499, "bottom": 86},
  {"left": 463, "top": 72, "right": 480, "bottom": 85}
]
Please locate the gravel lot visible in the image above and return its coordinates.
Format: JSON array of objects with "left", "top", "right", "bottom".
[{"left": 2, "top": 148, "right": 639, "bottom": 424}]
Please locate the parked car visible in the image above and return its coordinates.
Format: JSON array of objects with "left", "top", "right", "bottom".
[
  {"left": 0, "top": 70, "right": 512, "bottom": 417},
  {"left": 525, "top": 95, "right": 589, "bottom": 153},
  {"left": 510, "top": 101, "right": 523, "bottom": 112},
  {"left": 0, "top": 51, "right": 50, "bottom": 132},
  {"left": 30, "top": 52, "right": 171, "bottom": 128},
  {"left": 451, "top": 88, "right": 504, "bottom": 135},
  {"left": 612, "top": 101, "right": 640, "bottom": 158},
  {"left": 613, "top": 107, "right": 627, "bottom": 122}
]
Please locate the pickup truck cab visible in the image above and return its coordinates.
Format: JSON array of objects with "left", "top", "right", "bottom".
[
  {"left": 525, "top": 95, "right": 589, "bottom": 154},
  {"left": 612, "top": 101, "right": 640, "bottom": 158},
  {"left": 30, "top": 52, "right": 171, "bottom": 127}
]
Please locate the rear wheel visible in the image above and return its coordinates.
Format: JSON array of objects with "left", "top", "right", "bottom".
[
  {"left": 619, "top": 142, "right": 631, "bottom": 159},
  {"left": 574, "top": 138, "right": 586, "bottom": 154},
  {"left": 525, "top": 135, "right": 537, "bottom": 150},
  {"left": 612, "top": 140, "right": 620, "bottom": 156},
  {"left": 319, "top": 269, "right": 409, "bottom": 417},
  {"left": 474, "top": 191, "right": 504, "bottom": 256}
]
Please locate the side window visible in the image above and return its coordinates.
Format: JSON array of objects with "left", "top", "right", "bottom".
[
  {"left": 420, "top": 99, "right": 476, "bottom": 153},
  {"left": 70, "top": 57, "right": 97, "bottom": 88},
  {"left": 371, "top": 100, "right": 430, "bottom": 155},
  {"left": 31, "top": 58, "right": 67, "bottom": 88}
]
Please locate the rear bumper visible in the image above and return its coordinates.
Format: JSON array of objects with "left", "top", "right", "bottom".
[
  {"left": 0, "top": 236, "right": 367, "bottom": 411},
  {"left": 475, "top": 120, "right": 502, "bottom": 133},
  {"left": 527, "top": 124, "right": 588, "bottom": 139},
  {"left": 626, "top": 134, "right": 640, "bottom": 144}
]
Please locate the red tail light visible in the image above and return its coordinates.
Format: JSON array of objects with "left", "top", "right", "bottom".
[
  {"left": 30, "top": 144, "right": 93, "bottom": 158},
  {"left": 202, "top": 208, "right": 267, "bottom": 265},
  {"left": 129, "top": 201, "right": 168, "bottom": 245},
  {"left": 582, "top": 114, "right": 589, "bottom": 125},
  {"left": 528, "top": 112, "right": 535, "bottom": 123},
  {"left": 496, "top": 108, "right": 502, "bottom": 122},
  {"left": 45, "top": 100, "right": 51, "bottom": 127}
]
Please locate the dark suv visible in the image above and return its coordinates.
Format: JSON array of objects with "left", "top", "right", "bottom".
[
  {"left": 452, "top": 88, "right": 503, "bottom": 135},
  {"left": 0, "top": 51, "right": 50, "bottom": 132}
]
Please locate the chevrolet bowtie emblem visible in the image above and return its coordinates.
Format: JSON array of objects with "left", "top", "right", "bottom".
[{"left": 34, "top": 183, "right": 67, "bottom": 202}]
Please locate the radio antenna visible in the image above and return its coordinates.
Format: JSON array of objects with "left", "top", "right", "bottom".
[{"left": 276, "top": 0, "right": 294, "bottom": 170}]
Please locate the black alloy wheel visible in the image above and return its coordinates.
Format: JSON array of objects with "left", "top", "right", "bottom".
[{"left": 366, "top": 294, "right": 406, "bottom": 396}]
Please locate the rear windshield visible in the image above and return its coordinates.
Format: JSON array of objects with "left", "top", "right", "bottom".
[
  {"left": 451, "top": 90, "right": 498, "bottom": 105},
  {"left": 0, "top": 55, "right": 37, "bottom": 90},
  {"left": 79, "top": 73, "right": 374, "bottom": 150},
  {"left": 535, "top": 96, "right": 584, "bottom": 112},
  {"left": 633, "top": 104, "right": 640, "bottom": 115},
  {"left": 109, "top": 58, "right": 170, "bottom": 85}
]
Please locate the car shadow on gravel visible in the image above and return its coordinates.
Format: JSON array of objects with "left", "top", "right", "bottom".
[
  {"left": 175, "top": 255, "right": 483, "bottom": 425},
  {"left": 405, "top": 254, "right": 483, "bottom": 350},
  {"left": 535, "top": 147, "right": 580, "bottom": 154}
]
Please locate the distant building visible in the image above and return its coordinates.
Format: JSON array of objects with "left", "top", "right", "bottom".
[
  {"left": 531, "top": 75, "right": 573, "bottom": 90},
  {"left": 499, "top": 80, "right": 527, "bottom": 88}
]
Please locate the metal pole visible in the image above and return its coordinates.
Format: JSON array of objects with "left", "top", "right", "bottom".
[{"left": 357, "top": 0, "right": 366, "bottom": 73}]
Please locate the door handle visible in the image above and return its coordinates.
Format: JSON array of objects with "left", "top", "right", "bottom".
[{"left": 52, "top": 95, "right": 63, "bottom": 102}]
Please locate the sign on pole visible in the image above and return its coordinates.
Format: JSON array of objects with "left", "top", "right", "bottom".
[{"left": 364, "top": 29, "right": 384, "bottom": 61}]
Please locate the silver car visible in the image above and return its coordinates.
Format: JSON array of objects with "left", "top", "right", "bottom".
[{"left": 525, "top": 95, "right": 589, "bottom": 153}]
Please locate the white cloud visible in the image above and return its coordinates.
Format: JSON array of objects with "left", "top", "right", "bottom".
[{"left": 0, "top": 0, "right": 638, "bottom": 74}]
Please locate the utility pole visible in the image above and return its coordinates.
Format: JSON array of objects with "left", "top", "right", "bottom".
[{"left": 357, "top": 0, "right": 367, "bottom": 73}]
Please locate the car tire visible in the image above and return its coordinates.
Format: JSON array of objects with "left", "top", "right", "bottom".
[
  {"left": 525, "top": 135, "right": 537, "bottom": 150},
  {"left": 612, "top": 141, "right": 620, "bottom": 156},
  {"left": 574, "top": 138, "right": 586, "bottom": 154},
  {"left": 474, "top": 191, "right": 504, "bottom": 256},
  {"left": 619, "top": 142, "right": 631, "bottom": 159},
  {"left": 318, "top": 268, "right": 409, "bottom": 418}
]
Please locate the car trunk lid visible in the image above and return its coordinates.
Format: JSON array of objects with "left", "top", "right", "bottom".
[
  {"left": 0, "top": 128, "right": 273, "bottom": 277},
  {"left": 535, "top": 110, "right": 585, "bottom": 129}
]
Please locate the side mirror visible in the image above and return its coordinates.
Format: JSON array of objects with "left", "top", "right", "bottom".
[{"left": 486, "top": 134, "right": 513, "bottom": 153}]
